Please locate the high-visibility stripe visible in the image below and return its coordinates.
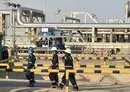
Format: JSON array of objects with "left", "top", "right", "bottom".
[
  {"left": 80, "top": 65, "right": 86, "bottom": 67},
  {"left": 0, "top": 66, "right": 7, "bottom": 68},
  {"left": 115, "top": 66, "right": 124, "bottom": 69},
  {"left": 12, "top": 69, "right": 24, "bottom": 72},
  {"left": 109, "top": 65, "right": 116, "bottom": 68},
  {"left": 3, "top": 63, "right": 130, "bottom": 69},
  {"left": 3, "top": 68, "right": 130, "bottom": 74},
  {"left": 113, "top": 70, "right": 120, "bottom": 74},
  {"left": 95, "top": 65, "right": 101, "bottom": 68},
  {"left": 77, "top": 70, "right": 84, "bottom": 73},
  {"left": 41, "top": 69, "right": 48, "bottom": 72},
  {"left": 94, "top": 70, "right": 101, "bottom": 73}
]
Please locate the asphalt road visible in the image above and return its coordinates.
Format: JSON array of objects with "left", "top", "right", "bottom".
[
  {"left": 0, "top": 59, "right": 129, "bottom": 92},
  {"left": 0, "top": 80, "right": 50, "bottom": 92},
  {"left": 1, "top": 79, "right": 130, "bottom": 92}
]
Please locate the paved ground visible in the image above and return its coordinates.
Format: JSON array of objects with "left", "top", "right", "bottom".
[
  {"left": 1, "top": 79, "right": 130, "bottom": 92},
  {"left": 1, "top": 57, "right": 130, "bottom": 92}
]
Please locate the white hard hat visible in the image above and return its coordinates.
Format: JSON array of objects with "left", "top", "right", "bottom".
[
  {"left": 65, "top": 45, "right": 69, "bottom": 48},
  {"left": 64, "top": 48, "right": 71, "bottom": 54},
  {"left": 51, "top": 47, "right": 57, "bottom": 51}
]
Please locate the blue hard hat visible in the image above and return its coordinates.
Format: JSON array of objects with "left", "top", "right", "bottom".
[
  {"left": 28, "top": 47, "right": 34, "bottom": 53},
  {"left": 2, "top": 46, "right": 8, "bottom": 50}
]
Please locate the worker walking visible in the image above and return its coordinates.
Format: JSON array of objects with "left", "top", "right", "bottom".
[
  {"left": 2, "top": 46, "right": 9, "bottom": 60},
  {"left": 49, "top": 46, "right": 59, "bottom": 88},
  {"left": 59, "top": 48, "right": 79, "bottom": 91},
  {"left": 26, "top": 47, "right": 36, "bottom": 87}
]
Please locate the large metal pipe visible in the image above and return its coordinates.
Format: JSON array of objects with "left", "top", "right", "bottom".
[
  {"left": 64, "top": 16, "right": 80, "bottom": 23},
  {"left": 70, "top": 12, "right": 98, "bottom": 23},
  {"left": 9, "top": 7, "right": 45, "bottom": 28},
  {"left": 0, "top": 8, "right": 130, "bottom": 29},
  {"left": 3, "top": 7, "right": 129, "bottom": 29},
  {"left": 10, "top": 9, "right": 16, "bottom": 27},
  {"left": 18, "top": 7, "right": 45, "bottom": 22},
  {"left": 16, "top": 7, "right": 130, "bottom": 28},
  {"left": 0, "top": 10, "right": 10, "bottom": 15},
  {"left": 0, "top": 10, "right": 13, "bottom": 27}
]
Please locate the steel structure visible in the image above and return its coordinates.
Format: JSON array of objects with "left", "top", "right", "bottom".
[{"left": 1, "top": 7, "right": 130, "bottom": 54}]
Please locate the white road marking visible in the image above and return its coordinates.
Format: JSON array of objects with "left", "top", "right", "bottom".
[
  {"left": 0, "top": 79, "right": 50, "bottom": 83},
  {"left": 9, "top": 87, "right": 29, "bottom": 92},
  {"left": 32, "top": 88, "right": 51, "bottom": 92},
  {"left": 32, "top": 88, "right": 63, "bottom": 92}
]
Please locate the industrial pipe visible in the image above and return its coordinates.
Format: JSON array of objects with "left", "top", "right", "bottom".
[{"left": 15, "top": 7, "right": 130, "bottom": 29}]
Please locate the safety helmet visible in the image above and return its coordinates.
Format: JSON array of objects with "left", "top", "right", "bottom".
[
  {"left": 65, "top": 45, "right": 69, "bottom": 48},
  {"left": 51, "top": 47, "right": 57, "bottom": 51},
  {"left": 28, "top": 47, "right": 34, "bottom": 53},
  {"left": 64, "top": 48, "right": 71, "bottom": 54}
]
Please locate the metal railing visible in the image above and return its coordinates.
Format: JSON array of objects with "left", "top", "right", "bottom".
[{"left": 1, "top": 64, "right": 130, "bottom": 92}]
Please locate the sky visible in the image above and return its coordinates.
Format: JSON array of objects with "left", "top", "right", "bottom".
[{"left": 0, "top": 0, "right": 129, "bottom": 22}]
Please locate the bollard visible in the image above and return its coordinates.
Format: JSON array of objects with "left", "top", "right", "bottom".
[
  {"left": 6, "top": 65, "right": 9, "bottom": 79},
  {"left": 2, "top": 67, "right": 130, "bottom": 92},
  {"left": 66, "top": 70, "right": 69, "bottom": 92}
]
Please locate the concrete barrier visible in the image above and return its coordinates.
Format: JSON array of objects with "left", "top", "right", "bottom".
[
  {"left": 12, "top": 63, "right": 130, "bottom": 69},
  {"left": 1, "top": 63, "right": 130, "bottom": 69},
  {"left": 18, "top": 56, "right": 125, "bottom": 60},
  {"left": 1, "top": 64, "right": 130, "bottom": 92},
  {"left": 65, "top": 69, "right": 130, "bottom": 92}
]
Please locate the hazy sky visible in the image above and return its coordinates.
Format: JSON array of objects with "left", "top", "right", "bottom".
[{"left": 0, "top": 0, "right": 128, "bottom": 22}]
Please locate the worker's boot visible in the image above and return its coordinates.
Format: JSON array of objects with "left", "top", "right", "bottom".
[
  {"left": 56, "top": 82, "right": 59, "bottom": 87},
  {"left": 73, "top": 85, "right": 79, "bottom": 91},
  {"left": 28, "top": 80, "right": 36, "bottom": 87},
  {"left": 51, "top": 85, "right": 56, "bottom": 88},
  {"left": 51, "top": 81, "right": 57, "bottom": 88},
  {"left": 59, "top": 83, "right": 64, "bottom": 89}
]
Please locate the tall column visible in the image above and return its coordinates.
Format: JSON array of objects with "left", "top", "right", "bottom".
[
  {"left": 125, "top": 2, "right": 129, "bottom": 23},
  {"left": 28, "top": 11, "right": 33, "bottom": 44},
  {"left": 0, "top": 13, "right": 3, "bottom": 59},
  {"left": 70, "top": 13, "right": 77, "bottom": 23},
  {"left": 110, "top": 29, "right": 113, "bottom": 42},
  {"left": 102, "top": 34, "right": 106, "bottom": 42},
  {"left": 125, "top": 29, "right": 128, "bottom": 42},
  {"left": 92, "top": 27, "right": 97, "bottom": 42}
]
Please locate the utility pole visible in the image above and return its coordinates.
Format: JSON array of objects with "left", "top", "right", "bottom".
[
  {"left": 125, "top": 2, "right": 129, "bottom": 23},
  {"left": 2, "top": 0, "right": 12, "bottom": 9},
  {"left": 13, "top": 14, "right": 16, "bottom": 53},
  {"left": 2, "top": 0, "right": 10, "bottom": 45},
  {"left": 4, "top": 0, "right": 9, "bottom": 9},
  {"left": 6, "top": 2, "right": 21, "bottom": 56}
]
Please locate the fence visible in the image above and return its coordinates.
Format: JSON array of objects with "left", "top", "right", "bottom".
[{"left": 1, "top": 63, "right": 130, "bottom": 92}]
